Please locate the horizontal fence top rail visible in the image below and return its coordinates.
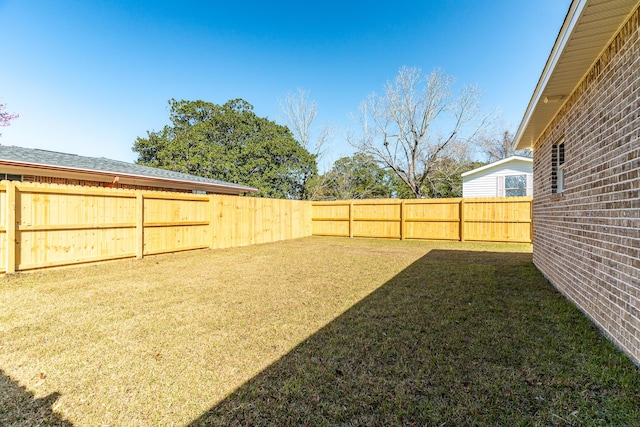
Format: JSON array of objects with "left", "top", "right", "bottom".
[
  {"left": 403, "top": 198, "right": 463, "bottom": 205},
  {"left": 9, "top": 181, "right": 138, "bottom": 197},
  {"left": 2, "top": 181, "right": 221, "bottom": 199},
  {"left": 462, "top": 196, "right": 533, "bottom": 202},
  {"left": 311, "top": 201, "right": 352, "bottom": 206},
  {"left": 142, "top": 192, "right": 210, "bottom": 201},
  {"left": 144, "top": 221, "right": 210, "bottom": 227},
  {"left": 17, "top": 223, "right": 137, "bottom": 231},
  {"left": 312, "top": 196, "right": 532, "bottom": 204}
]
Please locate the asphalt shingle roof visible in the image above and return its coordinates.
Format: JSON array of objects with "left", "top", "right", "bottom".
[{"left": 0, "top": 145, "right": 257, "bottom": 192}]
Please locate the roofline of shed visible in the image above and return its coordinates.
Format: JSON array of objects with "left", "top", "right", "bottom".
[
  {"left": 461, "top": 156, "right": 533, "bottom": 178},
  {"left": 0, "top": 159, "right": 259, "bottom": 194}
]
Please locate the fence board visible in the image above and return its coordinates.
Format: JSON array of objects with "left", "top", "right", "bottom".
[
  {"left": 351, "top": 200, "right": 402, "bottom": 239},
  {"left": 0, "top": 182, "right": 7, "bottom": 273},
  {"left": 291, "top": 198, "right": 312, "bottom": 239},
  {"left": 462, "top": 197, "right": 533, "bottom": 243},
  {"left": 14, "top": 183, "right": 137, "bottom": 270},
  {"left": 212, "top": 195, "right": 253, "bottom": 248},
  {"left": 210, "top": 195, "right": 311, "bottom": 250},
  {"left": 311, "top": 202, "right": 351, "bottom": 237},
  {"left": 5, "top": 182, "right": 16, "bottom": 273},
  {"left": 17, "top": 228, "right": 136, "bottom": 270},
  {"left": 311, "top": 197, "right": 532, "bottom": 243},
  {"left": 143, "top": 194, "right": 210, "bottom": 254},
  {"left": 143, "top": 225, "right": 210, "bottom": 255},
  {"left": 0, "top": 180, "right": 528, "bottom": 273},
  {"left": 0, "top": 182, "right": 312, "bottom": 273},
  {"left": 404, "top": 199, "right": 461, "bottom": 240}
]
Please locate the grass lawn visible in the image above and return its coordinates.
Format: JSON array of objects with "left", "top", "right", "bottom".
[{"left": 1, "top": 237, "right": 639, "bottom": 426}]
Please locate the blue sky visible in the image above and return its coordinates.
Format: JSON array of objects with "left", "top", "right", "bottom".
[{"left": 0, "top": 0, "right": 571, "bottom": 171}]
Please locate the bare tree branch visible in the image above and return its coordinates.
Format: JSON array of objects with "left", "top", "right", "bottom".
[
  {"left": 479, "top": 130, "right": 532, "bottom": 162},
  {"left": 350, "top": 66, "right": 491, "bottom": 198},
  {"left": 279, "top": 88, "right": 333, "bottom": 159}
]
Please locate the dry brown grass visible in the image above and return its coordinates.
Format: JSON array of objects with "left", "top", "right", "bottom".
[
  {"left": 3, "top": 237, "right": 638, "bottom": 426},
  {"left": 1, "top": 237, "right": 499, "bottom": 426}
]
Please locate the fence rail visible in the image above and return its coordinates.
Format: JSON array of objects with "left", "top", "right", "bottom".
[
  {"left": 311, "top": 197, "right": 533, "bottom": 243},
  {"left": 0, "top": 181, "right": 311, "bottom": 273}
]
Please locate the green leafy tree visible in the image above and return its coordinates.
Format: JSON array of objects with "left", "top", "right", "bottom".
[
  {"left": 390, "top": 157, "right": 487, "bottom": 199},
  {"left": 423, "top": 157, "right": 486, "bottom": 198},
  {"left": 133, "top": 99, "right": 317, "bottom": 199},
  {"left": 310, "top": 152, "right": 396, "bottom": 200}
]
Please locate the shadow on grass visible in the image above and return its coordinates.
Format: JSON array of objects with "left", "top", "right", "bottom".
[
  {"left": 0, "top": 368, "right": 72, "bottom": 426},
  {"left": 190, "top": 250, "right": 640, "bottom": 426}
]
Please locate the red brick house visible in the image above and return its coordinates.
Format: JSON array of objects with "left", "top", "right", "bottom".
[{"left": 514, "top": 0, "right": 640, "bottom": 364}]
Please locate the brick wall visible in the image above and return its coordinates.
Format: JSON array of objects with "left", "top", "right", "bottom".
[{"left": 532, "top": 7, "right": 640, "bottom": 364}]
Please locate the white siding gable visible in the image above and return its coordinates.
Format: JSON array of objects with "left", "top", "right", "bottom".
[{"left": 462, "top": 157, "right": 533, "bottom": 198}]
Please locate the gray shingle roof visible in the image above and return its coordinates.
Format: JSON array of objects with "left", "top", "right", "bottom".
[{"left": 0, "top": 145, "right": 258, "bottom": 193}]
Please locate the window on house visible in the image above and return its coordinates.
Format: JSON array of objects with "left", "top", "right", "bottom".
[
  {"left": 552, "top": 138, "right": 565, "bottom": 194},
  {"left": 497, "top": 174, "right": 528, "bottom": 197},
  {"left": 505, "top": 175, "right": 527, "bottom": 196}
]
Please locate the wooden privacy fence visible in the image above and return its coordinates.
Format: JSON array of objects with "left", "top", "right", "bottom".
[
  {"left": 0, "top": 181, "right": 531, "bottom": 274},
  {"left": 311, "top": 197, "right": 533, "bottom": 243},
  {"left": 0, "top": 181, "right": 311, "bottom": 273}
]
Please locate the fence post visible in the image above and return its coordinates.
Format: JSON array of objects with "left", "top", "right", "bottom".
[
  {"left": 136, "top": 192, "right": 144, "bottom": 259},
  {"left": 459, "top": 199, "right": 465, "bottom": 242},
  {"left": 530, "top": 198, "right": 534, "bottom": 243},
  {"left": 400, "top": 200, "right": 405, "bottom": 240},
  {"left": 349, "top": 201, "right": 354, "bottom": 238},
  {"left": 251, "top": 197, "right": 257, "bottom": 245},
  {"left": 6, "top": 182, "right": 16, "bottom": 273},
  {"left": 209, "top": 195, "right": 216, "bottom": 249}
]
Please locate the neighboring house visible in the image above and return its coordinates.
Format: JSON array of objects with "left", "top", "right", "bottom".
[
  {"left": 514, "top": 0, "right": 640, "bottom": 364},
  {"left": 461, "top": 156, "right": 533, "bottom": 198},
  {"left": 0, "top": 145, "right": 258, "bottom": 195}
]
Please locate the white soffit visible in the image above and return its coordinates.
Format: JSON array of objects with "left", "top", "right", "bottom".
[
  {"left": 461, "top": 156, "right": 533, "bottom": 178},
  {"left": 514, "top": 0, "right": 640, "bottom": 150}
]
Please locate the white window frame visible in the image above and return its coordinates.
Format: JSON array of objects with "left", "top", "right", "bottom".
[{"left": 503, "top": 174, "right": 528, "bottom": 197}]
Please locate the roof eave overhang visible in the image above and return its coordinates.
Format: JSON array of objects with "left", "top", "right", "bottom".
[
  {"left": 461, "top": 156, "right": 533, "bottom": 178},
  {"left": 513, "top": 0, "right": 640, "bottom": 151},
  {"left": 0, "top": 160, "right": 259, "bottom": 194}
]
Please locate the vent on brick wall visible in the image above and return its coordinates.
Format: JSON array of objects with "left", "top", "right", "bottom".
[{"left": 551, "top": 138, "right": 565, "bottom": 195}]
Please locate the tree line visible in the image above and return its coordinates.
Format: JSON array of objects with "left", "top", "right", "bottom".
[{"left": 132, "top": 67, "right": 529, "bottom": 200}]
